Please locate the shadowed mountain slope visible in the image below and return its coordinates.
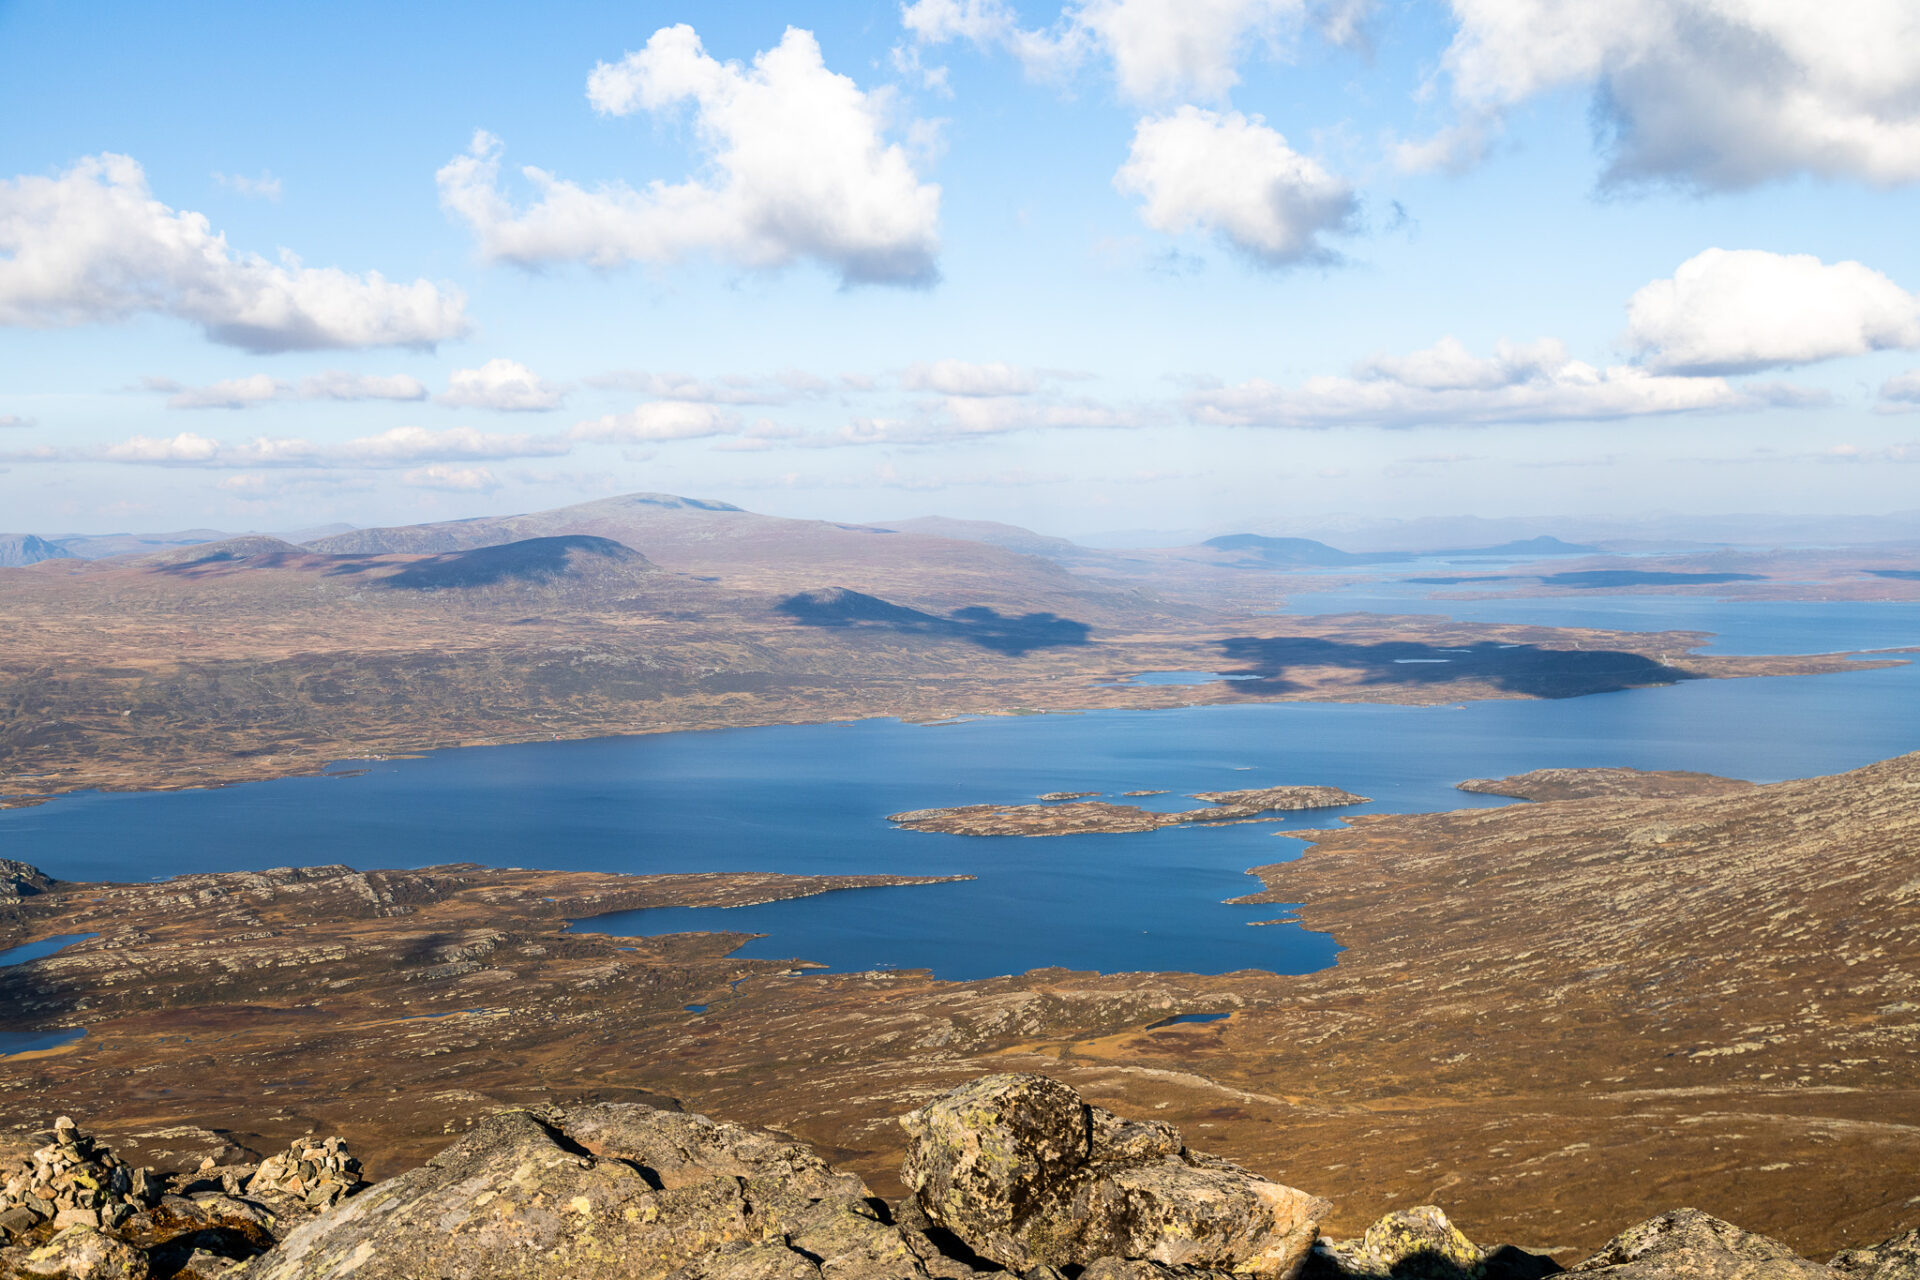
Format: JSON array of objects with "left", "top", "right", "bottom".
[{"left": 371, "top": 536, "right": 652, "bottom": 591}]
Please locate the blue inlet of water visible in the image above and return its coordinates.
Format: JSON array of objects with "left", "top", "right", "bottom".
[
  {"left": 0, "top": 933, "right": 95, "bottom": 968},
  {"left": 1, "top": 599, "right": 1915, "bottom": 981}
]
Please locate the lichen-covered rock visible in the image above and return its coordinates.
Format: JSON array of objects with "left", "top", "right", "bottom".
[
  {"left": 1308, "top": 1205, "right": 1486, "bottom": 1278},
  {"left": 900, "top": 1073, "right": 1329, "bottom": 1278},
  {"left": 1833, "top": 1228, "right": 1920, "bottom": 1280},
  {"left": 245, "top": 1103, "right": 990, "bottom": 1280},
  {"left": 1078, "top": 1259, "right": 1240, "bottom": 1279},
  {"left": 1302, "top": 1203, "right": 1564, "bottom": 1280},
  {"left": 1570, "top": 1208, "right": 1839, "bottom": 1279},
  {"left": 1363, "top": 1206, "right": 1485, "bottom": 1274},
  {"left": 16, "top": 1224, "right": 151, "bottom": 1279}
]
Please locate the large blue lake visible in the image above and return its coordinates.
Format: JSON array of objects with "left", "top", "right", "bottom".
[{"left": 2, "top": 594, "right": 1916, "bottom": 980}]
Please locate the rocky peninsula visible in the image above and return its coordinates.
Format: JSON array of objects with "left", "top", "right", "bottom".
[{"left": 888, "top": 785, "right": 1369, "bottom": 836}]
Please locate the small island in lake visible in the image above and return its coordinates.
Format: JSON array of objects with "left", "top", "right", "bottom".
[{"left": 889, "top": 783, "right": 1368, "bottom": 836}]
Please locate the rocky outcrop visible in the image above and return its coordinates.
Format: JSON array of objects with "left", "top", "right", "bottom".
[
  {"left": 9, "top": 1086, "right": 1920, "bottom": 1280},
  {"left": 1832, "top": 1227, "right": 1920, "bottom": 1280},
  {"left": 899, "top": 1074, "right": 1329, "bottom": 1277},
  {"left": 245, "top": 1102, "right": 975, "bottom": 1280},
  {"left": 0, "top": 861, "right": 55, "bottom": 904},
  {"left": 1569, "top": 1209, "right": 1841, "bottom": 1278}
]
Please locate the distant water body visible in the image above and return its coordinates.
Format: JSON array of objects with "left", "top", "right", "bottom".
[{"left": 2, "top": 597, "right": 1916, "bottom": 981}]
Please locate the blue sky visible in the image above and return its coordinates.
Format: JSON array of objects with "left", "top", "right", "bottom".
[{"left": 4, "top": 0, "right": 1919, "bottom": 538}]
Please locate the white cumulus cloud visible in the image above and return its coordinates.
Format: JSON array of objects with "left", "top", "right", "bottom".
[
  {"left": 1412, "top": 0, "right": 1920, "bottom": 189},
  {"left": 0, "top": 154, "right": 470, "bottom": 352},
  {"left": 439, "top": 26, "right": 941, "bottom": 287},
  {"left": 1626, "top": 249, "right": 1920, "bottom": 375},
  {"left": 1115, "top": 107, "right": 1355, "bottom": 265},
  {"left": 1188, "top": 336, "right": 1763, "bottom": 428},
  {"left": 570, "top": 401, "right": 740, "bottom": 443},
  {"left": 437, "top": 358, "right": 566, "bottom": 411}
]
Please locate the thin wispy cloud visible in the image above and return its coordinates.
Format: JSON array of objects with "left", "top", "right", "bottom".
[
  {"left": 95, "top": 425, "right": 571, "bottom": 469},
  {"left": 1187, "top": 337, "right": 1775, "bottom": 428},
  {"left": 212, "top": 170, "right": 283, "bottom": 201},
  {"left": 584, "top": 369, "right": 832, "bottom": 405},
  {"left": 148, "top": 372, "right": 428, "bottom": 410}
]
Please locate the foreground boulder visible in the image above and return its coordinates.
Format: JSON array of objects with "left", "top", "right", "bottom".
[
  {"left": 899, "top": 1073, "right": 1330, "bottom": 1277},
  {"left": 245, "top": 1102, "right": 983, "bottom": 1280},
  {"left": 16, "top": 1225, "right": 151, "bottom": 1279}
]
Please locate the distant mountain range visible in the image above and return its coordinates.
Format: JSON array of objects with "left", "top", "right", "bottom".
[
  {"left": 15, "top": 498, "right": 1920, "bottom": 578},
  {"left": 1200, "top": 532, "right": 1599, "bottom": 566},
  {"left": 0, "top": 523, "right": 357, "bottom": 565},
  {"left": 0, "top": 533, "right": 76, "bottom": 567}
]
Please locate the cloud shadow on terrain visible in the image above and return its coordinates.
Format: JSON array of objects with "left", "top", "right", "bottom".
[
  {"left": 346, "top": 536, "right": 648, "bottom": 590},
  {"left": 777, "top": 587, "right": 1091, "bottom": 656},
  {"left": 1215, "top": 636, "right": 1696, "bottom": 699}
]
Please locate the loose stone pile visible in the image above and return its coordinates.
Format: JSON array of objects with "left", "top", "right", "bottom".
[
  {"left": 0, "top": 1117, "right": 157, "bottom": 1238},
  {"left": 244, "top": 1136, "right": 362, "bottom": 1209}
]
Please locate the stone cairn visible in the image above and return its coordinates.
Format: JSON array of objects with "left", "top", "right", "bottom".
[
  {"left": 244, "top": 1135, "right": 362, "bottom": 1209},
  {"left": 0, "top": 1116, "right": 159, "bottom": 1237}
]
